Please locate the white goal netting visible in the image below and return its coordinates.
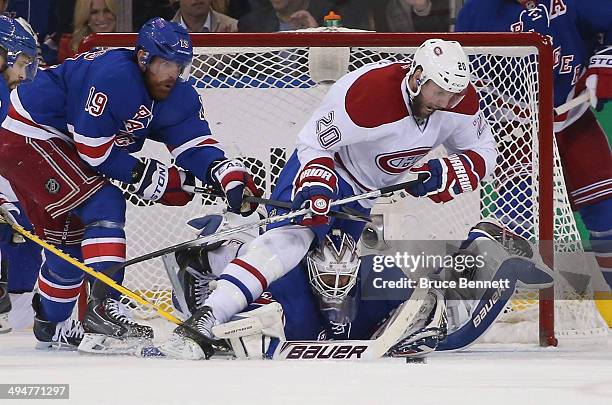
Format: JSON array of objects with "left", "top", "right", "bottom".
[{"left": 89, "top": 31, "right": 608, "bottom": 344}]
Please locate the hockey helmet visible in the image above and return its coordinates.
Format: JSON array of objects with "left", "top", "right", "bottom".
[
  {"left": 136, "top": 17, "right": 193, "bottom": 81},
  {"left": 307, "top": 229, "right": 360, "bottom": 302},
  {"left": 0, "top": 15, "right": 38, "bottom": 82},
  {"left": 407, "top": 39, "right": 470, "bottom": 101}
]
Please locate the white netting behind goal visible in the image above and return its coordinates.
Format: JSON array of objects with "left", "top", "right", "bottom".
[{"left": 88, "top": 32, "right": 607, "bottom": 344}]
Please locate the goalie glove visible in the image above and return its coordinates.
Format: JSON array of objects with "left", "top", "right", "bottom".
[
  {"left": 406, "top": 151, "right": 485, "bottom": 204},
  {"left": 581, "top": 46, "right": 612, "bottom": 112},
  {"left": 387, "top": 289, "right": 447, "bottom": 358},
  {"left": 130, "top": 158, "right": 193, "bottom": 206},
  {"left": 291, "top": 157, "right": 338, "bottom": 227},
  {"left": 210, "top": 159, "right": 262, "bottom": 216}
]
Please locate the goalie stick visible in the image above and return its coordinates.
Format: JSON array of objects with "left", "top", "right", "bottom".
[
  {"left": 271, "top": 287, "right": 430, "bottom": 360},
  {"left": 138, "top": 287, "right": 431, "bottom": 360},
  {"left": 105, "top": 177, "right": 423, "bottom": 274}
]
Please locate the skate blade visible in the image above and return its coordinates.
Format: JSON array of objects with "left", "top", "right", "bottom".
[
  {"left": 78, "top": 333, "right": 153, "bottom": 355},
  {"left": 35, "top": 341, "right": 79, "bottom": 351},
  {"left": 0, "top": 313, "right": 11, "bottom": 334}
]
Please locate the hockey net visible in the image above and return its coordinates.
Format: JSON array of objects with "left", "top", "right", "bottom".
[{"left": 82, "top": 31, "right": 608, "bottom": 346}]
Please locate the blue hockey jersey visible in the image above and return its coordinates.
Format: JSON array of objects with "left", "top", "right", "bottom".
[
  {"left": 4, "top": 49, "right": 224, "bottom": 184},
  {"left": 456, "top": 0, "right": 612, "bottom": 108}
]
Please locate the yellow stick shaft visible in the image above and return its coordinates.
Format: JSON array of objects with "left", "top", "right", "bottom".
[{"left": 10, "top": 223, "right": 182, "bottom": 325}]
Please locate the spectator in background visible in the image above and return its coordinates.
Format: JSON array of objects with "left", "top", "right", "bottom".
[
  {"left": 376, "top": 0, "right": 449, "bottom": 32},
  {"left": 57, "top": 0, "right": 117, "bottom": 63},
  {"left": 133, "top": 0, "right": 178, "bottom": 31},
  {"left": 172, "top": 0, "right": 238, "bottom": 32},
  {"left": 238, "top": 0, "right": 332, "bottom": 32}
]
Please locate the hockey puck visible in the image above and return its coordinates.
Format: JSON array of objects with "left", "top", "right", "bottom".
[{"left": 405, "top": 357, "right": 426, "bottom": 364}]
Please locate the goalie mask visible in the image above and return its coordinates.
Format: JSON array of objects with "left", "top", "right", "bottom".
[
  {"left": 406, "top": 39, "right": 470, "bottom": 109},
  {"left": 307, "top": 230, "right": 360, "bottom": 303}
]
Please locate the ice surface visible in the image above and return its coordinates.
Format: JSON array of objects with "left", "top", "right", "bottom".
[{"left": 1, "top": 331, "right": 610, "bottom": 405}]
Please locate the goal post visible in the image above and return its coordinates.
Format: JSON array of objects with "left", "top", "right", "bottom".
[{"left": 80, "top": 31, "right": 608, "bottom": 347}]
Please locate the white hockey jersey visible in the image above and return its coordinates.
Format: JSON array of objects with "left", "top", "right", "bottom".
[{"left": 296, "top": 61, "right": 497, "bottom": 206}]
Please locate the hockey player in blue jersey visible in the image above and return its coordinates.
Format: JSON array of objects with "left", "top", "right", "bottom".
[
  {"left": 456, "top": 0, "right": 612, "bottom": 291},
  {"left": 0, "top": 15, "right": 40, "bottom": 333},
  {"left": 152, "top": 216, "right": 552, "bottom": 360},
  {"left": 0, "top": 17, "right": 261, "bottom": 349}
]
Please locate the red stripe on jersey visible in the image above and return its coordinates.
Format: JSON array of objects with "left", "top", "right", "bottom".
[
  {"left": 220, "top": 171, "right": 245, "bottom": 188},
  {"left": 82, "top": 242, "right": 126, "bottom": 260},
  {"left": 8, "top": 105, "right": 46, "bottom": 130},
  {"left": 38, "top": 277, "right": 82, "bottom": 300},
  {"left": 444, "top": 84, "right": 479, "bottom": 116},
  {"left": 198, "top": 138, "right": 219, "bottom": 146},
  {"left": 462, "top": 150, "right": 487, "bottom": 179},
  {"left": 345, "top": 63, "right": 410, "bottom": 128},
  {"left": 595, "top": 255, "right": 612, "bottom": 269},
  {"left": 232, "top": 258, "right": 268, "bottom": 290},
  {"left": 75, "top": 137, "right": 116, "bottom": 159}
]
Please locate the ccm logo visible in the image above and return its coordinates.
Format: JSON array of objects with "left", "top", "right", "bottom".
[
  {"left": 284, "top": 344, "right": 367, "bottom": 359},
  {"left": 376, "top": 148, "right": 430, "bottom": 175}
]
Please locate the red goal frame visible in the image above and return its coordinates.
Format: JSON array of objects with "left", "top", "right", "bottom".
[{"left": 82, "top": 32, "right": 556, "bottom": 346}]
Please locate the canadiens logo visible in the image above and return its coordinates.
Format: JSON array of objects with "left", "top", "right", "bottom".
[{"left": 376, "top": 147, "right": 431, "bottom": 175}]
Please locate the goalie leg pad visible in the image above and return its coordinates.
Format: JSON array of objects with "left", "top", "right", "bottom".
[
  {"left": 438, "top": 221, "right": 556, "bottom": 351},
  {"left": 213, "top": 302, "right": 285, "bottom": 360}
]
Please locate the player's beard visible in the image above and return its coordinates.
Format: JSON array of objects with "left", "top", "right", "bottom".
[
  {"left": 144, "top": 71, "right": 176, "bottom": 101},
  {"left": 411, "top": 93, "right": 436, "bottom": 120}
]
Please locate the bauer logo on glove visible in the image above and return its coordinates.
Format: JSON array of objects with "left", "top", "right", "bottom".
[{"left": 406, "top": 151, "right": 486, "bottom": 204}]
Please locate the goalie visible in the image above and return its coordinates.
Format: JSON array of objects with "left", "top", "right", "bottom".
[{"left": 130, "top": 215, "right": 553, "bottom": 360}]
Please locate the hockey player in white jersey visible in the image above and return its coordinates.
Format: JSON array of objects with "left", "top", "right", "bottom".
[{"left": 168, "top": 38, "right": 498, "bottom": 355}]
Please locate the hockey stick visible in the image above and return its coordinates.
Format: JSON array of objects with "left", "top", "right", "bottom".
[
  {"left": 5, "top": 222, "right": 184, "bottom": 325},
  {"left": 108, "top": 178, "right": 422, "bottom": 273},
  {"left": 271, "top": 287, "right": 431, "bottom": 360},
  {"left": 554, "top": 92, "right": 590, "bottom": 115},
  {"left": 190, "top": 186, "right": 372, "bottom": 223}
]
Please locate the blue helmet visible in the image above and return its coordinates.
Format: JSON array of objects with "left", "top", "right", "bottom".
[
  {"left": 136, "top": 17, "right": 193, "bottom": 81},
  {"left": 0, "top": 15, "right": 38, "bottom": 82}
]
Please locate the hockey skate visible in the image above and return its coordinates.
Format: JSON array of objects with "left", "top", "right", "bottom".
[
  {"left": 173, "top": 247, "right": 217, "bottom": 315},
  {"left": 0, "top": 279, "right": 12, "bottom": 334},
  {"left": 156, "top": 306, "right": 220, "bottom": 360},
  {"left": 32, "top": 293, "right": 84, "bottom": 350},
  {"left": 78, "top": 297, "right": 154, "bottom": 355}
]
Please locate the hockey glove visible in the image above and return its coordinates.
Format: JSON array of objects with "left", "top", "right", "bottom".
[
  {"left": 130, "top": 158, "right": 193, "bottom": 206},
  {"left": 406, "top": 152, "right": 485, "bottom": 204},
  {"left": 0, "top": 193, "right": 20, "bottom": 226},
  {"left": 580, "top": 46, "right": 612, "bottom": 112},
  {"left": 210, "top": 159, "right": 262, "bottom": 216},
  {"left": 291, "top": 157, "right": 338, "bottom": 227}
]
